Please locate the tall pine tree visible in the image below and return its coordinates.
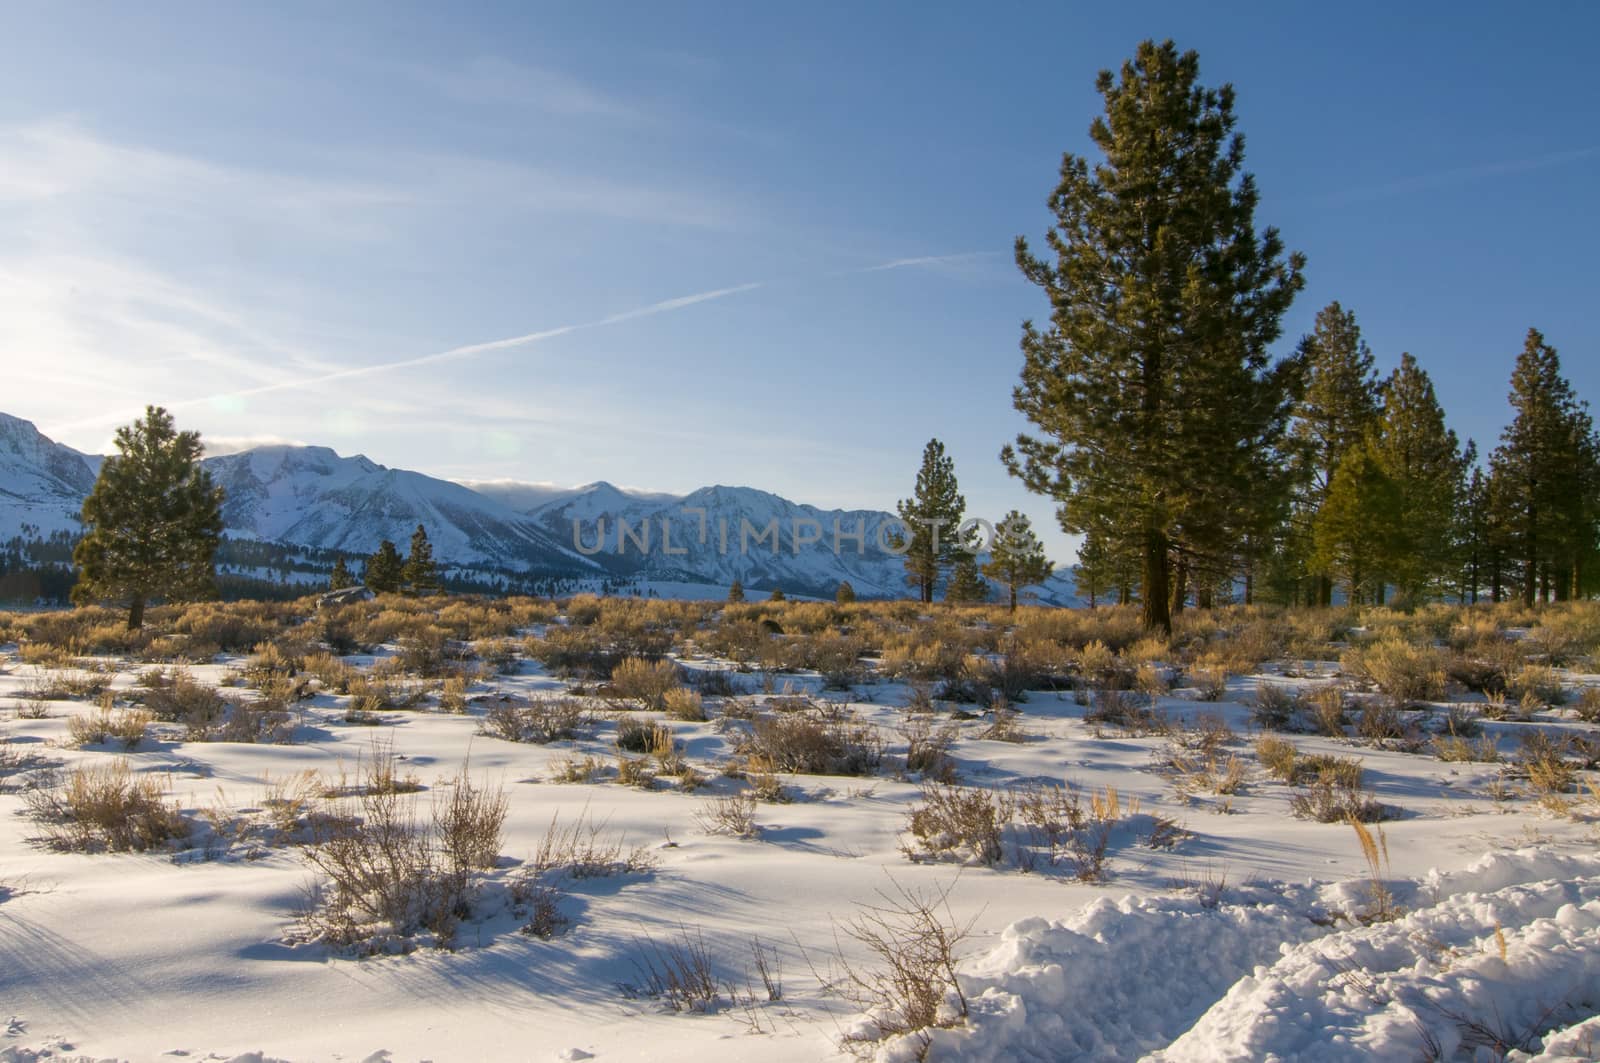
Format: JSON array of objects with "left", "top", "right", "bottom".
[
  {"left": 1488, "top": 328, "right": 1598, "bottom": 603},
  {"left": 329, "top": 557, "right": 355, "bottom": 591},
  {"left": 1004, "top": 40, "right": 1304, "bottom": 634},
  {"left": 404, "top": 524, "right": 439, "bottom": 596},
  {"left": 1366, "top": 354, "right": 1470, "bottom": 603},
  {"left": 1289, "top": 302, "right": 1381, "bottom": 605},
  {"left": 897, "top": 439, "right": 967, "bottom": 604},
  {"left": 365, "top": 540, "right": 404, "bottom": 594},
  {"left": 72, "top": 406, "right": 225, "bottom": 629},
  {"left": 983, "top": 511, "right": 1053, "bottom": 611}
]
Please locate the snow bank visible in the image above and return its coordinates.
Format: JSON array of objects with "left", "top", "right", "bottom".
[{"left": 867, "top": 847, "right": 1600, "bottom": 1062}]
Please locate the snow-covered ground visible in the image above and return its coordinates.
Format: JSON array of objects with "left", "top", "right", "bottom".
[{"left": 0, "top": 612, "right": 1596, "bottom": 1062}]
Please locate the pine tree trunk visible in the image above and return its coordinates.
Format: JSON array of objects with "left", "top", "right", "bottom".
[
  {"left": 1008, "top": 585, "right": 1018, "bottom": 612},
  {"left": 1318, "top": 574, "right": 1333, "bottom": 608},
  {"left": 1170, "top": 556, "right": 1188, "bottom": 617},
  {"left": 1141, "top": 523, "right": 1172, "bottom": 635},
  {"left": 127, "top": 595, "right": 145, "bottom": 631}
]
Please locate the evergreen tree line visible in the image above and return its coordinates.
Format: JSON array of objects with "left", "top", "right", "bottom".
[
  {"left": 355, "top": 524, "right": 440, "bottom": 595},
  {"left": 1001, "top": 39, "right": 1598, "bottom": 631}
]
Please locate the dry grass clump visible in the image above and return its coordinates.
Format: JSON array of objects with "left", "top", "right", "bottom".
[
  {"left": 548, "top": 755, "right": 605, "bottom": 784},
  {"left": 1517, "top": 732, "right": 1578, "bottom": 804},
  {"left": 481, "top": 697, "right": 590, "bottom": 744},
  {"left": 616, "top": 716, "right": 673, "bottom": 755},
  {"left": 1306, "top": 686, "right": 1349, "bottom": 736},
  {"left": 1289, "top": 758, "right": 1387, "bottom": 823},
  {"left": 523, "top": 626, "right": 622, "bottom": 680},
  {"left": 1572, "top": 686, "right": 1600, "bottom": 723},
  {"left": 1341, "top": 638, "right": 1447, "bottom": 704},
  {"left": 1187, "top": 660, "right": 1230, "bottom": 702},
  {"left": 735, "top": 709, "right": 883, "bottom": 776},
  {"left": 662, "top": 687, "right": 706, "bottom": 721},
  {"left": 626, "top": 926, "right": 723, "bottom": 1014},
  {"left": 900, "top": 716, "right": 959, "bottom": 782},
  {"left": 1084, "top": 687, "right": 1171, "bottom": 736},
  {"left": 304, "top": 652, "right": 359, "bottom": 694},
  {"left": 21, "top": 668, "right": 112, "bottom": 702},
  {"left": 1255, "top": 735, "right": 1300, "bottom": 782},
  {"left": 695, "top": 792, "right": 760, "bottom": 838},
  {"left": 66, "top": 705, "right": 152, "bottom": 750},
  {"left": 1505, "top": 664, "right": 1565, "bottom": 707},
  {"left": 25, "top": 760, "right": 188, "bottom": 852},
  {"left": 1251, "top": 681, "right": 1300, "bottom": 730}
]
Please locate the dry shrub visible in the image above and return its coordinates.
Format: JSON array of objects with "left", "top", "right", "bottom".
[
  {"left": 1342, "top": 639, "right": 1447, "bottom": 704},
  {"left": 437, "top": 675, "right": 470, "bottom": 714},
  {"left": 616, "top": 716, "right": 673, "bottom": 755},
  {"left": 736, "top": 710, "right": 883, "bottom": 776},
  {"left": 1290, "top": 759, "right": 1387, "bottom": 823},
  {"left": 303, "top": 652, "right": 359, "bottom": 694},
  {"left": 25, "top": 760, "right": 188, "bottom": 852},
  {"left": 1518, "top": 732, "right": 1577, "bottom": 800},
  {"left": 695, "top": 792, "right": 759, "bottom": 837},
  {"left": 606, "top": 657, "right": 682, "bottom": 710},
  {"left": 1307, "top": 686, "right": 1349, "bottom": 736},
  {"left": 663, "top": 687, "right": 706, "bottom": 721},
  {"left": 900, "top": 717, "right": 958, "bottom": 782},
  {"left": 299, "top": 760, "right": 503, "bottom": 952},
  {"left": 834, "top": 878, "right": 973, "bottom": 1051},
  {"left": 1506, "top": 664, "right": 1565, "bottom": 707},
  {"left": 482, "top": 697, "right": 590, "bottom": 744},
  {"left": 1432, "top": 732, "right": 1500, "bottom": 763},
  {"left": 628, "top": 926, "right": 721, "bottom": 1014},
  {"left": 1084, "top": 687, "right": 1171, "bottom": 735},
  {"left": 1187, "top": 661, "right": 1230, "bottom": 702},
  {"left": 615, "top": 755, "right": 654, "bottom": 788},
  {"left": 66, "top": 706, "right": 151, "bottom": 750},
  {"left": 1251, "top": 682, "right": 1299, "bottom": 730},
  {"left": 1573, "top": 686, "right": 1600, "bottom": 723},
  {"left": 1255, "top": 735, "right": 1299, "bottom": 782},
  {"left": 549, "top": 755, "right": 604, "bottom": 784},
  {"left": 524, "top": 627, "right": 621, "bottom": 680},
  {"left": 902, "top": 782, "right": 1011, "bottom": 865}
]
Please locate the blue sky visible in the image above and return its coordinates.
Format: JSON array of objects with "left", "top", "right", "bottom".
[{"left": 2, "top": 3, "right": 1596, "bottom": 561}]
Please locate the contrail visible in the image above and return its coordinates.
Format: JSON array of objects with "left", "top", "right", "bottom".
[
  {"left": 851, "top": 250, "right": 1005, "bottom": 273},
  {"left": 48, "top": 281, "right": 764, "bottom": 433},
  {"left": 53, "top": 250, "right": 1000, "bottom": 436}
]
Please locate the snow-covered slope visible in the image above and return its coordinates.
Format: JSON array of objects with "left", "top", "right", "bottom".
[
  {"left": 0, "top": 412, "right": 98, "bottom": 540},
  {"left": 203, "top": 446, "right": 598, "bottom": 574},
  {"left": 519, "top": 481, "right": 912, "bottom": 597}
]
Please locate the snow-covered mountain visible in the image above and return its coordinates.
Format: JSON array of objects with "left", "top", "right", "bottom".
[
  {"left": 510, "top": 481, "right": 909, "bottom": 598},
  {"left": 204, "top": 446, "right": 599, "bottom": 576},
  {"left": 0, "top": 412, "right": 99, "bottom": 540},
  {"left": 0, "top": 411, "right": 1080, "bottom": 601}
]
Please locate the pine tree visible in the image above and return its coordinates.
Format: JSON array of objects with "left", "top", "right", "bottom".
[
  {"left": 897, "top": 439, "right": 967, "bottom": 604},
  {"left": 403, "top": 524, "right": 439, "bottom": 596},
  {"left": 835, "top": 580, "right": 857, "bottom": 604},
  {"left": 983, "top": 510, "right": 1053, "bottom": 611},
  {"left": 768, "top": 587, "right": 786, "bottom": 602},
  {"left": 72, "top": 406, "right": 225, "bottom": 629},
  {"left": 1366, "top": 354, "right": 1470, "bottom": 603},
  {"left": 1488, "top": 328, "right": 1598, "bottom": 604},
  {"left": 945, "top": 553, "right": 989, "bottom": 603},
  {"left": 1310, "top": 440, "right": 1397, "bottom": 604},
  {"left": 365, "top": 540, "right": 404, "bottom": 594},
  {"left": 329, "top": 557, "right": 355, "bottom": 591},
  {"left": 728, "top": 579, "right": 745, "bottom": 603},
  {"left": 1289, "top": 302, "right": 1381, "bottom": 605},
  {"left": 1004, "top": 40, "right": 1305, "bottom": 634}
]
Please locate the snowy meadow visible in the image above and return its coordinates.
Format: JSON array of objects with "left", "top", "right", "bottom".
[{"left": 1, "top": 595, "right": 1598, "bottom": 1062}]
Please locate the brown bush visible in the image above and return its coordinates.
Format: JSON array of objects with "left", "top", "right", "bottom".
[{"left": 25, "top": 760, "right": 188, "bottom": 852}]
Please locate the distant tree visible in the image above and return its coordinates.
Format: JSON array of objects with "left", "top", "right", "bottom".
[
  {"left": 945, "top": 553, "right": 990, "bottom": 604},
  {"left": 72, "top": 406, "right": 225, "bottom": 629},
  {"left": 983, "top": 510, "right": 1053, "bottom": 611},
  {"left": 403, "top": 524, "right": 439, "bottom": 595},
  {"left": 1004, "top": 40, "right": 1305, "bottom": 634},
  {"left": 365, "top": 540, "right": 404, "bottom": 594},
  {"left": 768, "top": 587, "right": 786, "bottom": 602},
  {"left": 329, "top": 557, "right": 355, "bottom": 591},
  {"left": 835, "top": 580, "right": 857, "bottom": 604},
  {"left": 1289, "top": 302, "right": 1382, "bottom": 605},
  {"left": 727, "top": 578, "right": 745, "bottom": 603},
  {"left": 1311, "top": 441, "right": 1397, "bottom": 604},
  {"left": 1366, "top": 354, "right": 1471, "bottom": 603},
  {"left": 1488, "top": 328, "right": 1598, "bottom": 603},
  {"left": 897, "top": 439, "right": 967, "bottom": 603}
]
